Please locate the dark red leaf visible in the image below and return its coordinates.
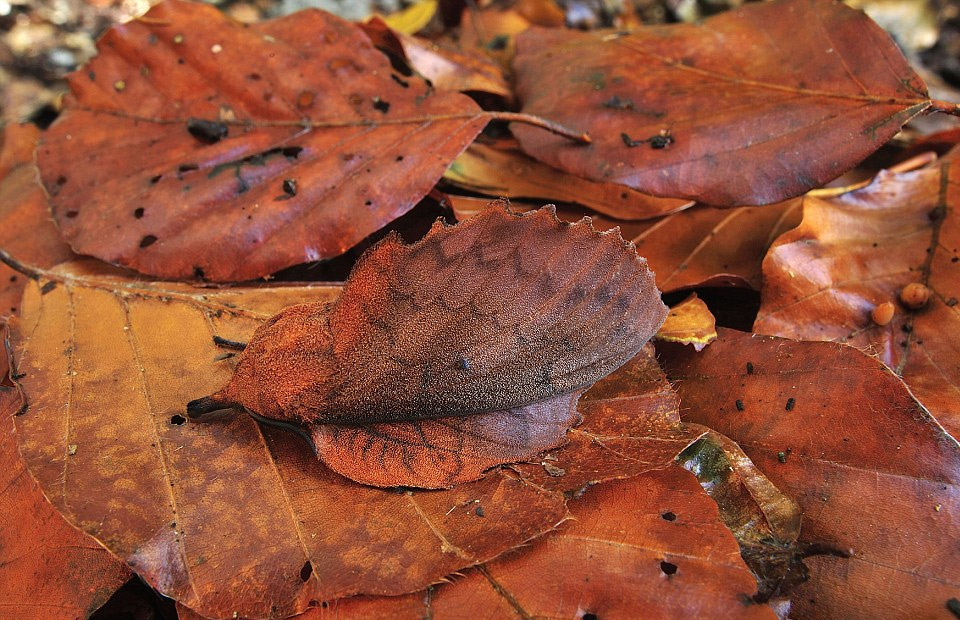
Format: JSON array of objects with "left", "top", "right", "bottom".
[
  {"left": 37, "top": 0, "right": 487, "bottom": 281},
  {"left": 513, "top": 0, "right": 933, "bottom": 205}
]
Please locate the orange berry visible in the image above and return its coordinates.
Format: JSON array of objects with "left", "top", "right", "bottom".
[
  {"left": 871, "top": 301, "right": 895, "bottom": 326},
  {"left": 900, "top": 283, "right": 931, "bottom": 310}
]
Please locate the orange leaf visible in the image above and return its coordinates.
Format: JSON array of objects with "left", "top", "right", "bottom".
[
  {"left": 0, "top": 323, "right": 130, "bottom": 619},
  {"left": 660, "top": 329, "right": 960, "bottom": 619},
  {"left": 37, "top": 0, "right": 488, "bottom": 281},
  {"left": 6, "top": 259, "right": 700, "bottom": 619},
  {"left": 755, "top": 157, "right": 960, "bottom": 436},
  {"left": 179, "top": 467, "right": 777, "bottom": 620},
  {"left": 512, "top": 0, "right": 934, "bottom": 205},
  {"left": 656, "top": 293, "right": 718, "bottom": 351}
]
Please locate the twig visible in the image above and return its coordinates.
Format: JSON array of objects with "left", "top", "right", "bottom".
[{"left": 930, "top": 99, "right": 960, "bottom": 117}]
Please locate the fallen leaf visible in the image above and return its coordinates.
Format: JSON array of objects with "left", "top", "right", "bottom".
[
  {"left": 679, "top": 430, "right": 803, "bottom": 605},
  {"left": 632, "top": 202, "right": 804, "bottom": 292},
  {"left": 455, "top": 5, "right": 532, "bottom": 69},
  {"left": 512, "top": 0, "right": 942, "bottom": 206},
  {"left": 5, "top": 255, "right": 702, "bottom": 619},
  {"left": 37, "top": 0, "right": 490, "bottom": 282},
  {"left": 178, "top": 467, "right": 777, "bottom": 620},
  {"left": 656, "top": 293, "right": 718, "bottom": 350},
  {"left": 754, "top": 157, "right": 960, "bottom": 436},
  {"left": 361, "top": 18, "right": 513, "bottom": 99},
  {"left": 660, "top": 328, "right": 960, "bottom": 620},
  {"left": 0, "top": 323, "right": 131, "bottom": 619},
  {"left": 444, "top": 142, "right": 692, "bottom": 219},
  {"left": 0, "top": 124, "right": 75, "bottom": 318}
]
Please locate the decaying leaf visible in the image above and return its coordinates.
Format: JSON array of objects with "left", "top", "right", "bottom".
[
  {"left": 513, "top": 0, "right": 942, "bottom": 206},
  {"left": 679, "top": 431, "right": 803, "bottom": 605},
  {"left": 0, "top": 324, "right": 131, "bottom": 619},
  {"left": 656, "top": 293, "right": 718, "bottom": 351},
  {"left": 37, "top": 0, "right": 491, "bottom": 282},
  {"left": 0, "top": 124, "right": 75, "bottom": 318},
  {"left": 444, "top": 142, "right": 692, "bottom": 220},
  {"left": 5, "top": 253, "right": 701, "bottom": 619},
  {"left": 660, "top": 329, "right": 960, "bottom": 620},
  {"left": 179, "top": 467, "right": 777, "bottom": 620},
  {"left": 754, "top": 157, "right": 960, "bottom": 436},
  {"left": 189, "top": 204, "right": 668, "bottom": 488}
]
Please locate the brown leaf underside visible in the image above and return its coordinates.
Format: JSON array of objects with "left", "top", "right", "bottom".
[
  {"left": 660, "top": 329, "right": 960, "bottom": 620},
  {"left": 755, "top": 157, "right": 960, "bottom": 437},
  {"left": 37, "top": 0, "right": 487, "bottom": 281},
  {"left": 513, "top": 0, "right": 931, "bottom": 205},
  {"left": 8, "top": 258, "right": 700, "bottom": 620}
]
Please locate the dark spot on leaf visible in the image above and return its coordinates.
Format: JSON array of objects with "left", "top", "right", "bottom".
[
  {"left": 170, "top": 414, "right": 186, "bottom": 425},
  {"left": 785, "top": 397, "right": 795, "bottom": 411},
  {"left": 194, "top": 266, "right": 205, "bottom": 280},
  {"left": 364, "top": 200, "right": 372, "bottom": 206},
  {"left": 282, "top": 146, "right": 303, "bottom": 159},
  {"left": 746, "top": 361, "right": 754, "bottom": 374},
  {"left": 735, "top": 399, "right": 744, "bottom": 411},
  {"left": 178, "top": 163, "right": 199, "bottom": 174},
  {"left": 947, "top": 598, "right": 960, "bottom": 618},
  {"left": 372, "top": 97, "right": 390, "bottom": 113},
  {"left": 603, "top": 95, "right": 634, "bottom": 110},
  {"left": 149, "top": 174, "right": 162, "bottom": 185},
  {"left": 65, "top": 210, "right": 79, "bottom": 218},
  {"left": 300, "top": 561, "right": 313, "bottom": 582},
  {"left": 140, "top": 235, "right": 158, "bottom": 248},
  {"left": 660, "top": 561, "right": 678, "bottom": 576},
  {"left": 395, "top": 155, "right": 404, "bottom": 162},
  {"left": 40, "top": 281, "right": 57, "bottom": 295},
  {"left": 134, "top": 207, "right": 145, "bottom": 219},
  {"left": 661, "top": 511, "right": 676, "bottom": 521},
  {"left": 283, "top": 179, "right": 297, "bottom": 197},
  {"left": 621, "top": 131, "right": 673, "bottom": 149},
  {"left": 583, "top": 614, "right": 599, "bottom": 620},
  {"left": 475, "top": 506, "right": 485, "bottom": 517},
  {"left": 390, "top": 74, "right": 409, "bottom": 88},
  {"left": 487, "top": 34, "right": 509, "bottom": 50},
  {"left": 187, "top": 118, "right": 229, "bottom": 144},
  {"left": 649, "top": 133, "right": 674, "bottom": 149},
  {"left": 247, "top": 73, "right": 261, "bottom": 80}
]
